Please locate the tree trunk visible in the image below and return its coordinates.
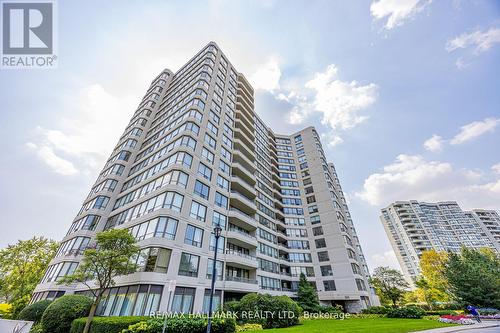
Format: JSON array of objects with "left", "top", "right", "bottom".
[{"left": 83, "top": 295, "right": 100, "bottom": 333}]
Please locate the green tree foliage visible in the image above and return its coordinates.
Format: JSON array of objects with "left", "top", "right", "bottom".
[
  {"left": 296, "top": 273, "right": 319, "bottom": 312},
  {"left": 41, "top": 295, "right": 92, "bottom": 333},
  {"left": 444, "top": 247, "right": 500, "bottom": 308},
  {"left": 369, "top": 267, "right": 409, "bottom": 307},
  {"left": 17, "top": 299, "right": 52, "bottom": 323},
  {"left": 0, "top": 237, "right": 58, "bottom": 318},
  {"left": 59, "top": 229, "right": 139, "bottom": 333}
]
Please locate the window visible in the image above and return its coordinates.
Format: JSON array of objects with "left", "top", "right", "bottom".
[
  {"left": 217, "top": 175, "right": 229, "bottom": 190},
  {"left": 222, "top": 135, "right": 232, "bottom": 148},
  {"left": 184, "top": 225, "right": 204, "bottom": 247},
  {"left": 206, "top": 260, "right": 223, "bottom": 280},
  {"left": 194, "top": 180, "right": 210, "bottom": 200},
  {"left": 306, "top": 195, "right": 316, "bottom": 204},
  {"left": 202, "top": 289, "right": 221, "bottom": 314},
  {"left": 308, "top": 205, "right": 319, "bottom": 214},
  {"left": 315, "top": 238, "right": 327, "bottom": 248},
  {"left": 154, "top": 217, "right": 178, "bottom": 239},
  {"left": 198, "top": 163, "right": 212, "bottom": 181},
  {"left": 190, "top": 201, "right": 207, "bottom": 222},
  {"left": 212, "top": 211, "right": 227, "bottom": 229},
  {"left": 305, "top": 186, "right": 314, "bottom": 194},
  {"left": 219, "top": 160, "right": 230, "bottom": 174},
  {"left": 356, "top": 279, "right": 367, "bottom": 291},
  {"left": 204, "top": 133, "right": 216, "bottom": 149},
  {"left": 323, "top": 280, "right": 336, "bottom": 291},
  {"left": 171, "top": 287, "right": 195, "bottom": 313},
  {"left": 310, "top": 215, "right": 321, "bottom": 225},
  {"left": 178, "top": 253, "right": 200, "bottom": 277},
  {"left": 133, "top": 247, "right": 171, "bottom": 273},
  {"left": 164, "top": 192, "right": 184, "bottom": 211},
  {"left": 220, "top": 147, "right": 231, "bottom": 160},
  {"left": 209, "top": 110, "right": 220, "bottom": 124},
  {"left": 209, "top": 234, "right": 225, "bottom": 252},
  {"left": 202, "top": 148, "right": 214, "bottom": 164},
  {"left": 320, "top": 265, "right": 333, "bottom": 276},
  {"left": 94, "top": 196, "right": 110, "bottom": 210},
  {"left": 215, "top": 192, "right": 228, "bottom": 209},
  {"left": 207, "top": 121, "right": 218, "bottom": 135},
  {"left": 318, "top": 251, "right": 330, "bottom": 262},
  {"left": 312, "top": 226, "right": 323, "bottom": 236}
]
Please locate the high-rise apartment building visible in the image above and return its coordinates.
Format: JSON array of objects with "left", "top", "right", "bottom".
[
  {"left": 32, "top": 42, "right": 378, "bottom": 314},
  {"left": 381, "top": 200, "right": 500, "bottom": 284}
]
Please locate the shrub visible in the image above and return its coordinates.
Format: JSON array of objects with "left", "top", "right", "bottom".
[
  {"left": 71, "top": 316, "right": 150, "bottom": 333},
  {"left": 41, "top": 295, "right": 92, "bottom": 333},
  {"left": 386, "top": 306, "right": 426, "bottom": 319},
  {"left": 319, "top": 305, "right": 343, "bottom": 314},
  {"left": 236, "top": 323, "right": 263, "bottom": 332},
  {"left": 223, "top": 293, "right": 300, "bottom": 328},
  {"left": 361, "top": 306, "right": 390, "bottom": 314},
  {"left": 121, "top": 316, "right": 236, "bottom": 333},
  {"left": 18, "top": 300, "right": 52, "bottom": 323},
  {"left": 0, "top": 303, "right": 12, "bottom": 318},
  {"left": 351, "top": 314, "right": 385, "bottom": 319},
  {"left": 29, "top": 323, "right": 44, "bottom": 333}
]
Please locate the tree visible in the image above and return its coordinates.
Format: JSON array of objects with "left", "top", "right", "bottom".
[
  {"left": 419, "top": 250, "right": 449, "bottom": 299},
  {"left": 444, "top": 247, "right": 500, "bottom": 308},
  {"left": 59, "top": 229, "right": 139, "bottom": 333},
  {"left": 296, "top": 273, "right": 319, "bottom": 312},
  {"left": 369, "top": 267, "right": 409, "bottom": 307},
  {"left": 0, "top": 237, "right": 58, "bottom": 318}
]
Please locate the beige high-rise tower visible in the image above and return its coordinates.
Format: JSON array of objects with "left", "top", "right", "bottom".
[{"left": 32, "top": 42, "right": 379, "bottom": 314}]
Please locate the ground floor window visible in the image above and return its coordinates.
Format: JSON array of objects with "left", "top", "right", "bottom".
[
  {"left": 202, "top": 289, "right": 221, "bottom": 313},
  {"left": 171, "top": 287, "right": 195, "bottom": 313}
]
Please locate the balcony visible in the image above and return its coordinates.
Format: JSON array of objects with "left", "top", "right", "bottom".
[
  {"left": 229, "top": 207, "right": 257, "bottom": 230},
  {"left": 232, "top": 162, "right": 255, "bottom": 185},
  {"left": 227, "top": 228, "right": 258, "bottom": 248},
  {"left": 224, "top": 250, "right": 258, "bottom": 269},
  {"left": 230, "top": 190, "right": 257, "bottom": 215},
  {"left": 224, "top": 275, "right": 259, "bottom": 292},
  {"left": 234, "top": 118, "right": 255, "bottom": 142},
  {"left": 233, "top": 150, "right": 256, "bottom": 173},
  {"left": 234, "top": 138, "right": 254, "bottom": 162},
  {"left": 231, "top": 175, "right": 256, "bottom": 199}
]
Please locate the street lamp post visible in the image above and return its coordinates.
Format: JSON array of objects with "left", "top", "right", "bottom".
[{"left": 206, "top": 223, "right": 222, "bottom": 333}]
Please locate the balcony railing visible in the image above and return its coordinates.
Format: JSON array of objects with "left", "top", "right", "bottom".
[
  {"left": 225, "top": 249, "right": 256, "bottom": 261},
  {"left": 225, "top": 276, "right": 258, "bottom": 284}
]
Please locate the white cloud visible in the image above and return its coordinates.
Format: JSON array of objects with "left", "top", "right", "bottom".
[
  {"left": 249, "top": 57, "right": 281, "bottom": 92},
  {"left": 450, "top": 117, "right": 500, "bottom": 145},
  {"left": 370, "top": 0, "right": 432, "bottom": 30},
  {"left": 446, "top": 27, "right": 500, "bottom": 53},
  {"left": 25, "top": 143, "right": 78, "bottom": 176},
  {"left": 371, "top": 250, "right": 401, "bottom": 270},
  {"left": 492, "top": 163, "right": 500, "bottom": 175},
  {"left": 356, "top": 154, "right": 500, "bottom": 210},
  {"left": 284, "top": 65, "right": 378, "bottom": 146},
  {"left": 423, "top": 134, "right": 444, "bottom": 152},
  {"left": 27, "top": 84, "right": 137, "bottom": 175}
]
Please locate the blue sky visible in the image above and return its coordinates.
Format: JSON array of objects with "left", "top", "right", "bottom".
[{"left": 1, "top": 0, "right": 499, "bottom": 271}]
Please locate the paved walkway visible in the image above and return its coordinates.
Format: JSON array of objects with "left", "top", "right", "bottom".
[{"left": 417, "top": 321, "right": 500, "bottom": 333}]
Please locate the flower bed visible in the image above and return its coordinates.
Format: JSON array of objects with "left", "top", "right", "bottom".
[{"left": 438, "top": 315, "right": 475, "bottom": 325}]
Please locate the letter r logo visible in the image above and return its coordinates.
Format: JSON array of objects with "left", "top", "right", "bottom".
[{"left": 2, "top": 2, "right": 53, "bottom": 54}]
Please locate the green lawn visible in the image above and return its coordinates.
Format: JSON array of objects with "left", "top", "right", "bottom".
[{"left": 246, "top": 318, "right": 455, "bottom": 333}]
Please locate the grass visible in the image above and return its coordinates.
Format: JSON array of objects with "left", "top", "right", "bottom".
[{"left": 246, "top": 318, "right": 456, "bottom": 333}]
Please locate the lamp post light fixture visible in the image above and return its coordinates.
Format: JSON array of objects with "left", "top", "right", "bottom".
[{"left": 206, "top": 223, "right": 223, "bottom": 333}]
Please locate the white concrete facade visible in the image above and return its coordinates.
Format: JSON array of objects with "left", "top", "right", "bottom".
[
  {"left": 32, "top": 42, "right": 379, "bottom": 314},
  {"left": 381, "top": 200, "right": 499, "bottom": 286}
]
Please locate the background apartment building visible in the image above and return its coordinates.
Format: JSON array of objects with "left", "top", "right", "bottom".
[
  {"left": 381, "top": 200, "right": 500, "bottom": 285},
  {"left": 32, "top": 42, "right": 378, "bottom": 314}
]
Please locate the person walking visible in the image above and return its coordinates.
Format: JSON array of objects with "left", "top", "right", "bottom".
[{"left": 467, "top": 305, "right": 481, "bottom": 323}]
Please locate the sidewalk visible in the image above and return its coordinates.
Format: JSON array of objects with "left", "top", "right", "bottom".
[{"left": 417, "top": 321, "right": 500, "bottom": 333}]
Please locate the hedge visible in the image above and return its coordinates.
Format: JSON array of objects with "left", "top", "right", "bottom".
[
  {"left": 223, "top": 293, "right": 300, "bottom": 328},
  {"left": 17, "top": 300, "right": 52, "bottom": 323},
  {"left": 386, "top": 306, "right": 426, "bottom": 319},
  {"left": 71, "top": 316, "right": 150, "bottom": 333},
  {"left": 361, "top": 306, "right": 390, "bottom": 314},
  {"left": 41, "top": 295, "right": 93, "bottom": 333},
  {"left": 122, "top": 316, "right": 236, "bottom": 333}
]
